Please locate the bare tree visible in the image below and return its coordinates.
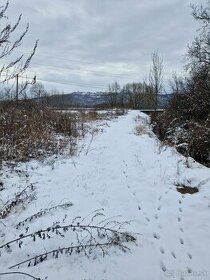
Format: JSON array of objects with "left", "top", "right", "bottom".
[
  {"left": 0, "top": 86, "right": 15, "bottom": 101},
  {"left": 122, "top": 82, "right": 154, "bottom": 109},
  {"left": 30, "top": 82, "right": 46, "bottom": 99},
  {"left": 149, "top": 52, "right": 163, "bottom": 110},
  {"left": 108, "top": 81, "right": 121, "bottom": 107},
  {"left": 187, "top": 3, "right": 210, "bottom": 75},
  {"left": 169, "top": 72, "right": 186, "bottom": 96},
  {"left": 124, "top": 83, "right": 142, "bottom": 109},
  {"left": 0, "top": 1, "right": 38, "bottom": 101}
]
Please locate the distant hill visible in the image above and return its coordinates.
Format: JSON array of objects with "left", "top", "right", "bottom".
[
  {"left": 41, "top": 91, "right": 172, "bottom": 109},
  {"left": 44, "top": 91, "right": 108, "bottom": 108}
]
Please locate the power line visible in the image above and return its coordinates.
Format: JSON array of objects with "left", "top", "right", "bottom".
[
  {"left": 13, "top": 74, "right": 108, "bottom": 90},
  {"left": 0, "top": 73, "right": 108, "bottom": 90}
]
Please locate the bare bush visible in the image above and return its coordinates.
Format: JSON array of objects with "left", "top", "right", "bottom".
[
  {"left": 0, "top": 211, "right": 137, "bottom": 277},
  {"left": 0, "top": 101, "right": 86, "bottom": 163},
  {"left": 0, "top": 1, "right": 38, "bottom": 100},
  {"left": 152, "top": 101, "right": 210, "bottom": 165}
]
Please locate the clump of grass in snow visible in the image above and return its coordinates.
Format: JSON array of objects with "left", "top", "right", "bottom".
[{"left": 0, "top": 100, "right": 86, "bottom": 163}]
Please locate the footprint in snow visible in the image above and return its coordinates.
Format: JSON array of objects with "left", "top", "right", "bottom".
[
  {"left": 123, "top": 160, "right": 128, "bottom": 167},
  {"left": 157, "top": 205, "right": 161, "bottom": 211},
  {"left": 145, "top": 217, "right": 150, "bottom": 222},
  {"left": 187, "top": 267, "right": 192, "bottom": 274},
  {"left": 123, "top": 171, "right": 128, "bottom": 178},
  {"left": 178, "top": 217, "right": 181, "bottom": 222},
  {"left": 160, "top": 247, "right": 165, "bottom": 254},
  {"left": 160, "top": 262, "right": 167, "bottom": 272},
  {"left": 158, "top": 224, "right": 162, "bottom": 229},
  {"left": 154, "top": 214, "right": 158, "bottom": 219},
  {"left": 171, "top": 251, "right": 176, "bottom": 259},
  {"left": 188, "top": 253, "right": 192, "bottom": 260},
  {"left": 153, "top": 233, "right": 160, "bottom": 239},
  {"left": 179, "top": 199, "right": 182, "bottom": 204},
  {"left": 179, "top": 237, "right": 184, "bottom": 245},
  {"left": 132, "top": 190, "right": 136, "bottom": 196},
  {"left": 158, "top": 195, "right": 162, "bottom": 201},
  {"left": 179, "top": 208, "right": 183, "bottom": 213},
  {"left": 138, "top": 205, "right": 141, "bottom": 211},
  {"left": 180, "top": 227, "right": 184, "bottom": 233}
]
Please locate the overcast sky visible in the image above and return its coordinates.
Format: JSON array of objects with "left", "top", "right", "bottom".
[{"left": 4, "top": 0, "right": 204, "bottom": 93}]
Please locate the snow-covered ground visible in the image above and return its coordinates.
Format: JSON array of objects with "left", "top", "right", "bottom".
[{"left": 0, "top": 110, "right": 210, "bottom": 280}]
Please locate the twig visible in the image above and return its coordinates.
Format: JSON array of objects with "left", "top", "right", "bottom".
[
  {"left": 15, "top": 201, "right": 73, "bottom": 228},
  {"left": 9, "top": 242, "right": 117, "bottom": 269},
  {"left": 0, "top": 223, "right": 135, "bottom": 250},
  {"left": 85, "top": 131, "right": 95, "bottom": 155},
  {"left": 0, "top": 271, "right": 41, "bottom": 279},
  {"left": 0, "top": 184, "right": 35, "bottom": 219}
]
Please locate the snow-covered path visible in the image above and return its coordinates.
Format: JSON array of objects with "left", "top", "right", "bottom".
[{"left": 1, "top": 111, "right": 210, "bottom": 280}]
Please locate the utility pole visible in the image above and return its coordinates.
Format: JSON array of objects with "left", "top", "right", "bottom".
[{"left": 16, "top": 74, "right": 19, "bottom": 102}]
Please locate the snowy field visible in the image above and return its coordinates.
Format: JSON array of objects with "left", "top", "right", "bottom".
[{"left": 0, "top": 110, "right": 210, "bottom": 280}]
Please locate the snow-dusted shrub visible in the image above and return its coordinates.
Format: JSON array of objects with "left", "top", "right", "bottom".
[
  {"left": 152, "top": 92, "right": 210, "bottom": 166},
  {"left": 0, "top": 211, "right": 137, "bottom": 275},
  {"left": 0, "top": 184, "right": 36, "bottom": 219},
  {"left": 187, "top": 121, "right": 210, "bottom": 164},
  {"left": 79, "top": 108, "right": 126, "bottom": 123}
]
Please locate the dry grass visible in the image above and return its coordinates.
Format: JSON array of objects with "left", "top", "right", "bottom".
[
  {"left": 135, "top": 126, "right": 147, "bottom": 135},
  {"left": 134, "top": 115, "right": 153, "bottom": 137},
  {"left": 0, "top": 101, "right": 85, "bottom": 163},
  {"left": 79, "top": 108, "right": 127, "bottom": 123},
  {"left": 0, "top": 103, "right": 127, "bottom": 166}
]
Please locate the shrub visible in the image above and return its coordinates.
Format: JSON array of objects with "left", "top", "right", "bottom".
[
  {"left": 0, "top": 100, "right": 83, "bottom": 163},
  {"left": 152, "top": 92, "right": 210, "bottom": 166}
]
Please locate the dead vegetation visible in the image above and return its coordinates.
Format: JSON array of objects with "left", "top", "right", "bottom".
[
  {"left": 0, "top": 183, "right": 36, "bottom": 219},
  {"left": 0, "top": 101, "right": 127, "bottom": 166},
  {"left": 0, "top": 208, "right": 137, "bottom": 278},
  {"left": 151, "top": 97, "right": 210, "bottom": 167},
  {"left": 0, "top": 101, "right": 84, "bottom": 164},
  {"left": 176, "top": 183, "right": 199, "bottom": 195},
  {"left": 58, "top": 108, "right": 127, "bottom": 123}
]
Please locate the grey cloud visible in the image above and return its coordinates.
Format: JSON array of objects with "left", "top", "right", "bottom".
[{"left": 5, "top": 0, "right": 204, "bottom": 92}]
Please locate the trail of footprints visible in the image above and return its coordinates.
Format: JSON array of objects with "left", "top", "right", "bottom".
[
  {"left": 122, "top": 162, "right": 141, "bottom": 207},
  {"left": 122, "top": 164, "right": 193, "bottom": 278},
  {"left": 152, "top": 192, "right": 193, "bottom": 278}
]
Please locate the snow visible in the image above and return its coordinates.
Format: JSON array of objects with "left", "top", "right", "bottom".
[{"left": 0, "top": 110, "right": 210, "bottom": 280}]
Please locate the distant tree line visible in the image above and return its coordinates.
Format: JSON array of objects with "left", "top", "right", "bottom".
[{"left": 106, "top": 81, "right": 155, "bottom": 109}]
